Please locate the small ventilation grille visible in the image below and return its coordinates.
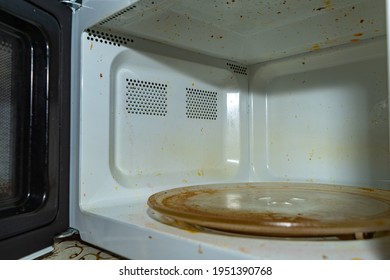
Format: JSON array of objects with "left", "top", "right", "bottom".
[
  {"left": 125, "top": 79, "right": 168, "bottom": 116},
  {"left": 186, "top": 88, "right": 218, "bottom": 120},
  {"left": 99, "top": 5, "right": 137, "bottom": 26},
  {"left": 227, "top": 62, "right": 248, "bottom": 75},
  {"left": 86, "top": 29, "right": 133, "bottom": 47}
]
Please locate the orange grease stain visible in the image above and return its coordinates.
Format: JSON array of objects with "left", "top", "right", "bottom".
[{"left": 310, "top": 44, "right": 321, "bottom": 51}]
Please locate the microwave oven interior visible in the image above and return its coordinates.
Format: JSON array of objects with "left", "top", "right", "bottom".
[{"left": 71, "top": 0, "right": 390, "bottom": 259}]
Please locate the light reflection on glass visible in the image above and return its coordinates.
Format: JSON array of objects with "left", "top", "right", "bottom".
[
  {"left": 226, "top": 193, "right": 242, "bottom": 210},
  {"left": 257, "top": 196, "right": 305, "bottom": 206},
  {"left": 290, "top": 197, "right": 305, "bottom": 202}
]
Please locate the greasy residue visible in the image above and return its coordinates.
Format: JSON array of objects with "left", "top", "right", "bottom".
[
  {"left": 313, "top": 0, "right": 333, "bottom": 11},
  {"left": 351, "top": 33, "right": 363, "bottom": 43},
  {"left": 324, "top": 0, "right": 332, "bottom": 7},
  {"left": 360, "top": 187, "right": 375, "bottom": 192},
  {"left": 310, "top": 44, "right": 321, "bottom": 51},
  {"left": 239, "top": 247, "right": 250, "bottom": 254}
]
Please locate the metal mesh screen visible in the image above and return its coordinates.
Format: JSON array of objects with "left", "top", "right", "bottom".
[{"left": 0, "top": 37, "right": 14, "bottom": 199}]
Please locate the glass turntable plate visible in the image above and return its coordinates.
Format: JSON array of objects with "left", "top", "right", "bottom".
[{"left": 147, "top": 183, "right": 390, "bottom": 237}]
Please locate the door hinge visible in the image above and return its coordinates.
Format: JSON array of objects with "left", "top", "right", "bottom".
[
  {"left": 59, "top": 0, "right": 82, "bottom": 12},
  {"left": 55, "top": 227, "right": 80, "bottom": 239}
]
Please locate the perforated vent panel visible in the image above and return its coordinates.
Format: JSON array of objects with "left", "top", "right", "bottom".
[
  {"left": 186, "top": 88, "right": 218, "bottom": 120},
  {"left": 0, "top": 38, "right": 13, "bottom": 198},
  {"left": 227, "top": 62, "right": 248, "bottom": 75},
  {"left": 125, "top": 79, "right": 168, "bottom": 116},
  {"left": 86, "top": 29, "right": 133, "bottom": 47},
  {"left": 98, "top": 5, "right": 137, "bottom": 26}
]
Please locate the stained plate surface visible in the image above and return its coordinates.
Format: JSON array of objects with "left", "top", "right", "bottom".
[{"left": 148, "top": 183, "right": 390, "bottom": 236}]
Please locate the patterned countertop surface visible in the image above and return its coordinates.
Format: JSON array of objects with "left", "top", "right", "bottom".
[{"left": 37, "top": 235, "right": 125, "bottom": 260}]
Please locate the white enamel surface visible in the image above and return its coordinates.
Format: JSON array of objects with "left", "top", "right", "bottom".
[
  {"left": 96, "top": 0, "right": 386, "bottom": 64},
  {"left": 110, "top": 49, "right": 244, "bottom": 187},
  {"left": 250, "top": 37, "right": 390, "bottom": 187},
  {"left": 76, "top": 201, "right": 390, "bottom": 260},
  {"left": 69, "top": 0, "right": 135, "bottom": 239},
  {"left": 70, "top": 0, "right": 390, "bottom": 259},
  {"left": 79, "top": 29, "right": 249, "bottom": 209}
]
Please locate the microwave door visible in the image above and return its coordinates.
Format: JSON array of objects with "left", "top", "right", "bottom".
[{"left": 0, "top": 0, "right": 71, "bottom": 259}]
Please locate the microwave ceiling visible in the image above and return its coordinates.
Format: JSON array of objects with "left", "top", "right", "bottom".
[{"left": 94, "top": 0, "right": 386, "bottom": 65}]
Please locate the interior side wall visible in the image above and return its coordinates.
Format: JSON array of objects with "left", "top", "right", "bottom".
[
  {"left": 249, "top": 37, "right": 390, "bottom": 189},
  {"left": 79, "top": 28, "right": 249, "bottom": 209}
]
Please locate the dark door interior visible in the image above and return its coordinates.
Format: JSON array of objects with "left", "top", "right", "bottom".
[{"left": 0, "top": 0, "right": 70, "bottom": 259}]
